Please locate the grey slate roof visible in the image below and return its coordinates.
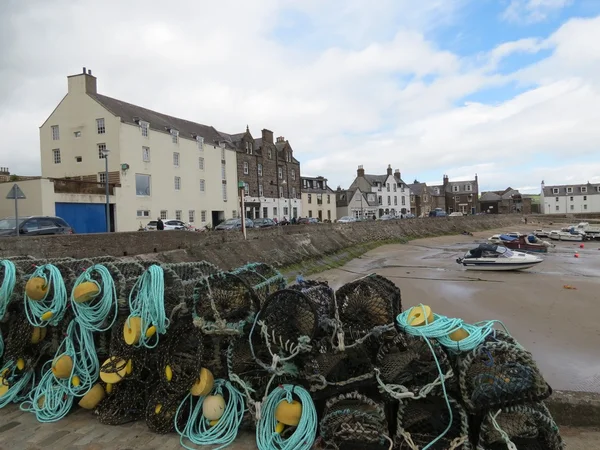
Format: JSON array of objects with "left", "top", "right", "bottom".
[
  {"left": 542, "top": 183, "right": 600, "bottom": 197},
  {"left": 89, "top": 93, "right": 226, "bottom": 146},
  {"left": 408, "top": 182, "right": 427, "bottom": 196},
  {"left": 445, "top": 179, "right": 478, "bottom": 194},
  {"left": 429, "top": 185, "right": 444, "bottom": 196},
  {"left": 480, "top": 192, "right": 502, "bottom": 201},
  {"left": 364, "top": 174, "right": 388, "bottom": 185}
]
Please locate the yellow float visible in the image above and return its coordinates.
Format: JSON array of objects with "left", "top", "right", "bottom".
[
  {"left": 0, "top": 377, "right": 9, "bottom": 398},
  {"left": 52, "top": 355, "right": 73, "bottom": 379},
  {"left": 73, "top": 281, "right": 100, "bottom": 303},
  {"left": 145, "top": 325, "right": 157, "bottom": 338},
  {"left": 16, "top": 358, "right": 25, "bottom": 371},
  {"left": 25, "top": 277, "right": 48, "bottom": 301},
  {"left": 165, "top": 365, "right": 173, "bottom": 382},
  {"left": 72, "top": 375, "right": 81, "bottom": 387},
  {"left": 274, "top": 399, "right": 302, "bottom": 433},
  {"left": 190, "top": 367, "right": 214, "bottom": 397},
  {"left": 202, "top": 395, "right": 226, "bottom": 421},
  {"left": 30, "top": 326, "right": 48, "bottom": 344},
  {"left": 407, "top": 305, "right": 470, "bottom": 342},
  {"left": 100, "top": 357, "right": 128, "bottom": 384},
  {"left": 123, "top": 316, "right": 142, "bottom": 345},
  {"left": 78, "top": 383, "right": 105, "bottom": 410},
  {"left": 41, "top": 311, "right": 54, "bottom": 321},
  {"left": 105, "top": 383, "right": 113, "bottom": 394}
]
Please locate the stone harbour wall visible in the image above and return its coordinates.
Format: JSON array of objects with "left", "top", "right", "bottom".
[{"left": 0, "top": 215, "right": 523, "bottom": 270}]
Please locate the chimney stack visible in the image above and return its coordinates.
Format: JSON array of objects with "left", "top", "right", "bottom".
[
  {"left": 387, "top": 164, "right": 392, "bottom": 176},
  {"left": 394, "top": 168, "right": 401, "bottom": 180},
  {"left": 261, "top": 129, "right": 274, "bottom": 144},
  {"left": 276, "top": 136, "right": 285, "bottom": 143},
  {"left": 357, "top": 165, "right": 365, "bottom": 178},
  {"left": 68, "top": 67, "right": 97, "bottom": 95},
  {"left": 443, "top": 174, "right": 449, "bottom": 186},
  {"left": 83, "top": 67, "right": 86, "bottom": 74}
]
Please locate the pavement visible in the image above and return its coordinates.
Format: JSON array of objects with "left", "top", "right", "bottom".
[{"left": 1, "top": 224, "right": 599, "bottom": 449}]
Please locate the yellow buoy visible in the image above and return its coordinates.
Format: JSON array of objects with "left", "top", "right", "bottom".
[
  {"left": 275, "top": 422, "right": 285, "bottom": 434},
  {"left": 100, "top": 357, "right": 128, "bottom": 384},
  {"left": 73, "top": 281, "right": 100, "bottom": 303},
  {"left": 78, "top": 383, "right": 105, "bottom": 410},
  {"left": 190, "top": 368, "right": 214, "bottom": 397},
  {"left": 202, "top": 395, "right": 226, "bottom": 421},
  {"left": 41, "top": 311, "right": 54, "bottom": 321},
  {"left": 155, "top": 404, "right": 162, "bottom": 414},
  {"left": 0, "top": 377, "right": 9, "bottom": 398},
  {"left": 209, "top": 419, "right": 219, "bottom": 427},
  {"left": 449, "top": 327, "right": 470, "bottom": 341},
  {"left": 124, "top": 316, "right": 142, "bottom": 346},
  {"left": 37, "top": 395, "right": 45, "bottom": 408},
  {"left": 145, "top": 325, "right": 157, "bottom": 338},
  {"left": 52, "top": 355, "right": 74, "bottom": 379},
  {"left": 165, "top": 365, "right": 173, "bottom": 382},
  {"left": 275, "top": 400, "right": 302, "bottom": 427},
  {"left": 25, "top": 277, "right": 48, "bottom": 301},
  {"left": 0, "top": 368, "right": 8, "bottom": 378},
  {"left": 16, "top": 358, "right": 25, "bottom": 371},
  {"left": 105, "top": 383, "right": 113, "bottom": 394},
  {"left": 407, "top": 305, "right": 434, "bottom": 327},
  {"left": 31, "top": 326, "right": 48, "bottom": 344},
  {"left": 126, "top": 359, "right": 133, "bottom": 375},
  {"left": 72, "top": 375, "right": 81, "bottom": 387}
]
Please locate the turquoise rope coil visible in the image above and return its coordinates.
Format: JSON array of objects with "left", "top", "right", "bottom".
[
  {"left": 23, "top": 264, "right": 68, "bottom": 327},
  {"left": 71, "top": 264, "right": 118, "bottom": 332},
  {"left": 21, "top": 360, "right": 74, "bottom": 423},
  {"left": 256, "top": 384, "right": 317, "bottom": 450},
  {"left": 0, "top": 260, "right": 17, "bottom": 358},
  {"left": 175, "top": 379, "right": 245, "bottom": 450},
  {"left": 52, "top": 320, "right": 99, "bottom": 397},
  {"left": 127, "top": 265, "right": 168, "bottom": 348},
  {"left": 0, "top": 361, "right": 35, "bottom": 408}
]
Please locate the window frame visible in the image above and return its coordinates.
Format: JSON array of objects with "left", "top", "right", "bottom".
[
  {"left": 173, "top": 152, "right": 180, "bottom": 167},
  {"left": 174, "top": 176, "right": 181, "bottom": 191},
  {"left": 51, "top": 125, "right": 60, "bottom": 140},
  {"left": 52, "top": 148, "right": 61, "bottom": 164},
  {"left": 142, "top": 146, "right": 150, "bottom": 162},
  {"left": 199, "top": 157, "right": 204, "bottom": 170},
  {"left": 96, "top": 118, "right": 105, "bottom": 134},
  {"left": 98, "top": 143, "right": 107, "bottom": 159},
  {"left": 135, "top": 173, "right": 151, "bottom": 196},
  {"left": 171, "top": 129, "right": 179, "bottom": 144},
  {"left": 200, "top": 179, "right": 206, "bottom": 193},
  {"left": 140, "top": 121, "right": 149, "bottom": 137},
  {"left": 243, "top": 161, "right": 249, "bottom": 175}
]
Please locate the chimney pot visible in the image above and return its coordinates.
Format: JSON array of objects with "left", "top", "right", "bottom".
[
  {"left": 88, "top": 69, "right": 92, "bottom": 75},
  {"left": 83, "top": 67, "right": 86, "bottom": 74}
]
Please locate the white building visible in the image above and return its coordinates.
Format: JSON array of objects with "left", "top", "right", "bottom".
[
  {"left": 301, "top": 176, "right": 336, "bottom": 222},
  {"left": 540, "top": 181, "right": 600, "bottom": 214},
  {"left": 346, "top": 165, "right": 411, "bottom": 218},
  {"left": 39, "top": 68, "right": 239, "bottom": 232}
]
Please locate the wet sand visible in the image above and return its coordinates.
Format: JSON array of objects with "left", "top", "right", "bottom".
[{"left": 310, "top": 224, "right": 600, "bottom": 393}]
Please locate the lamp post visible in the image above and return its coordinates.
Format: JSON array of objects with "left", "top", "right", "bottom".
[
  {"left": 101, "top": 148, "right": 110, "bottom": 232},
  {"left": 238, "top": 181, "right": 247, "bottom": 240}
]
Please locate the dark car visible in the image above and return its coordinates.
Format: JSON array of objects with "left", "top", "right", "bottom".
[
  {"left": 298, "top": 217, "right": 319, "bottom": 225},
  {"left": 214, "top": 218, "right": 255, "bottom": 231},
  {"left": 0, "top": 216, "right": 74, "bottom": 237},
  {"left": 429, "top": 209, "right": 448, "bottom": 218},
  {"left": 252, "top": 218, "right": 276, "bottom": 228}
]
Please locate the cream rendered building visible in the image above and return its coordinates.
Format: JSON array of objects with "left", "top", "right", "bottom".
[
  {"left": 40, "top": 68, "right": 239, "bottom": 232},
  {"left": 300, "top": 176, "right": 336, "bottom": 222}
]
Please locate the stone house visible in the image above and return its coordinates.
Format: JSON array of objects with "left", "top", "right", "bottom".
[
  {"left": 407, "top": 181, "right": 436, "bottom": 217},
  {"left": 443, "top": 174, "right": 479, "bottom": 214},
  {"left": 335, "top": 187, "right": 379, "bottom": 219},
  {"left": 301, "top": 176, "right": 336, "bottom": 222},
  {"left": 218, "top": 128, "right": 302, "bottom": 220},
  {"left": 480, "top": 187, "right": 526, "bottom": 214}
]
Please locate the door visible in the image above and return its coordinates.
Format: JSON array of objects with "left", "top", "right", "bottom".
[
  {"left": 55, "top": 202, "right": 107, "bottom": 233},
  {"left": 263, "top": 207, "right": 268, "bottom": 218}
]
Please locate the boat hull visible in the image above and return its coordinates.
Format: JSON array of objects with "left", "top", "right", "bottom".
[
  {"left": 501, "top": 242, "right": 548, "bottom": 253},
  {"left": 460, "top": 259, "right": 543, "bottom": 271}
]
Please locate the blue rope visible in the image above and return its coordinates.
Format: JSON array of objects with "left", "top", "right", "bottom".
[
  {"left": 23, "top": 264, "right": 68, "bottom": 327},
  {"left": 0, "top": 361, "right": 35, "bottom": 408},
  {"left": 127, "top": 265, "right": 168, "bottom": 348},
  {"left": 21, "top": 360, "right": 73, "bottom": 422},
  {"left": 71, "top": 264, "right": 118, "bottom": 332},
  {"left": 52, "top": 320, "right": 99, "bottom": 397},
  {"left": 0, "top": 260, "right": 17, "bottom": 358},
  {"left": 175, "top": 379, "right": 245, "bottom": 450},
  {"left": 256, "top": 384, "right": 317, "bottom": 450}
]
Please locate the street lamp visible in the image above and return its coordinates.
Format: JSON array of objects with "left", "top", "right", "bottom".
[{"left": 101, "top": 148, "right": 110, "bottom": 232}]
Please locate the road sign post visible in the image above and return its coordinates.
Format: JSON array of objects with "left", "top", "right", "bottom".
[{"left": 5, "top": 183, "right": 26, "bottom": 237}]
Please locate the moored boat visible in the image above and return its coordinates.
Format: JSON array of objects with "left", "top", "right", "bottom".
[
  {"left": 548, "top": 227, "right": 585, "bottom": 241},
  {"left": 456, "top": 244, "right": 543, "bottom": 271}
]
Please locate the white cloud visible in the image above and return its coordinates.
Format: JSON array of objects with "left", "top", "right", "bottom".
[
  {"left": 502, "top": 0, "right": 573, "bottom": 24},
  {"left": 0, "top": 1, "right": 598, "bottom": 196}
]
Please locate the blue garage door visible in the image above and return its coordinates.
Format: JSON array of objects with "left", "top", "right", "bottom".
[{"left": 55, "top": 203, "right": 107, "bottom": 234}]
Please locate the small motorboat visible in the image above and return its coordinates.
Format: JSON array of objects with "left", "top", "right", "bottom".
[
  {"left": 534, "top": 229, "right": 550, "bottom": 238},
  {"left": 502, "top": 234, "right": 553, "bottom": 253},
  {"left": 456, "top": 244, "right": 543, "bottom": 271},
  {"left": 548, "top": 227, "right": 585, "bottom": 241}
]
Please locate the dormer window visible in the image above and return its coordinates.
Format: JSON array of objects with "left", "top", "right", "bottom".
[
  {"left": 286, "top": 152, "right": 291, "bottom": 162},
  {"left": 140, "top": 121, "right": 149, "bottom": 137},
  {"left": 434, "top": 187, "right": 440, "bottom": 195},
  {"left": 246, "top": 141, "right": 253, "bottom": 155},
  {"left": 566, "top": 187, "right": 573, "bottom": 193},
  {"left": 466, "top": 184, "right": 472, "bottom": 192},
  {"left": 581, "top": 186, "right": 587, "bottom": 193},
  {"left": 171, "top": 129, "right": 179, "bottom": 144},
  {"left": 453, "top": 185, "right": 459, "bottom": 192},
  {"left": 552, "top": 188, "right": 559, "bottom": 194},
  {"left": 196, "top": 135, "right": 204, "bottom": 151}
]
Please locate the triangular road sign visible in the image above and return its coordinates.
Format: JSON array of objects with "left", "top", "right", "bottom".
[{"left": 5, "top": 183, "right": 26, "bottom": 199}]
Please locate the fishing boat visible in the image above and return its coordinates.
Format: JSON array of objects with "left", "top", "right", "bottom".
[
  {"left": 456, "top": 244, "right": 543, "bottom": 271},
  {"left": 548, "top": 227, "right": 585, "bottom": 242},
  {"left": 487, "top": 234, "right": 552, "bottom": 252},
  {"left": 574, "top": 222, "right": 600, "bottom": 239}
]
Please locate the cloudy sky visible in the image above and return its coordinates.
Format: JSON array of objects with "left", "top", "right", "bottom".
[{"left": 2, "top": 0, "right": 600, "bottom": 193}]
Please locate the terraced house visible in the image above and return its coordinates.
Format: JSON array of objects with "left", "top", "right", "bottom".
[
  {"left": 219, "top": 128, "right": 301, "bottom": 221},
  {"left": 301, "top": 176, "right": 336, "bottom": 222},
  {"left": 40, "top": 68, "right": 239, "bottom": 232},
  {"left": 443, "top": 174, "right": 479, "bottom": 215},
  {"left": 540, "top": 181, "right": 600, "bottom": 214}
]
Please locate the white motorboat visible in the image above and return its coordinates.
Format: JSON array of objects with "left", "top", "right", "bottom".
[
  {"left": 456, "top": 244, "right": 543, "bottom": 271},
  {"left": 548, "top": 227, "right": 585, "bottom": 241},
  {"left": 534, "top": 229, "right": 550, "bottom": 238},
  {"left": 575, "top": 222, "right": 600, "bottom": 239}
]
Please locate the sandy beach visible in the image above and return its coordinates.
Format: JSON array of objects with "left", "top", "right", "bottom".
[{"left": 311, "top": 223, "right": 600, "bottom": 394}]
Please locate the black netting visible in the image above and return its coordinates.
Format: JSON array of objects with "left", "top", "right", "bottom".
[
  {"left": 165, "top": 261, "right": 221, "bottom": 301},
  {"left": 458, "top": 332, "right": 551, "bottom": 413},
  {"left": 395, "top": 395, "right": 471, "bottom": 450},
  {"left": 202, "top": 335, "right": 230, "bottom": 380},
  {"left": 145, "top": 386, "right": 189, "bottom": 434},
  {"left": 320, "top": 391, "right": 390, "bottom": 450},
  {"left": 95, "top": 380, "right": 148, "bottom": 425},
  {"left": 477, "top": 403, "right": 563, "bottom": 450},
  {"left": 229, "top": 263, "right": 286, "bottom": 306},
  {"left": 288, "top": 280, "right": 335, "bottom": 338}
]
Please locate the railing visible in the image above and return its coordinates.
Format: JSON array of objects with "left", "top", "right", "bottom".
[{"left": 51, "top": 178, "right": 118, "bottom": 195}]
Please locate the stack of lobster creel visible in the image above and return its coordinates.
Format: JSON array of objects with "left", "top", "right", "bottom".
[{"left": 0, "top": 256, "right": 563, "bottom": 449}]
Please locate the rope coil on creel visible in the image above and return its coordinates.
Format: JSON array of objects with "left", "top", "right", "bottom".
[
  {"left": 0, "top": 359, "right": 36, "bottom": 408},
  {"left": 70, "top": 264, "right": 118, "bottom": 333},
  {"left": 176, "top": 378, "right": 245, "bottom": 450},
  {"left": 23, "top": 264, "right": 68, "bottom": 327},
  {"left": 0, "top": 260, "right": 17, "bottom": 358},
  {"left": 256, "top": 384, "right": 318, "bottom": 450}
]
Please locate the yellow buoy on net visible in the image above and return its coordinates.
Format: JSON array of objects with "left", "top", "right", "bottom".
[
  {"left": 105, "top": 383, "right": 113, "bottom": 394},
  {"left": 155, "top": 404, "right": 162, "bottom": 414},
  {"left": 25, "top": 277, "right": 48, "bottom": 301},
  {"left": 73, "top": 281, "right": 100, "bottom": 303},
  {"left": 202, "top": 395, "right": 226, "bottom": 421},
  {"left": 40, "top": 311, "right": 54, "bottom": 321},
  {"left": 190, "top": 367, "right": 214, "bottom": 397},
  {"left": 100, "top": 357, "right": 128, "bottom": 384},
  {"left": 78, "top": 383, "right": 106, "bottom": 410},
  {"left": 0, "top": 377, "right": 9, "bottom": 398},
  {"left": 125, "top": 359, "right": 133, "bottom": 375},
  {"left": 16, "top": 358, "right": 25, "bottom": 371},
  {"left": 52, "top": 355, "right": 74, "bottom": 379},
  {"left": 123, "top": 316, "right": 142, "bottom": 346},
  {"left": 274, "top": 399, "right": 302, "bottom": 433},
  {"left": 165, "top": 365, "right": 173, "bottom": 382},
  {"left": 30, "top": 326, "right": 48, "bottom": 344},
  {"left": 72, "top": 375, "right": 81, "bottom": 387},
  {"left": 407, "top": 305, "right": 434, "bottom": 327},
  {"left": 449, "top": 327, "right": 470, "bottom": 341},
  {"left": 145, "top": 325, "right": 157, "bottom": 338}
]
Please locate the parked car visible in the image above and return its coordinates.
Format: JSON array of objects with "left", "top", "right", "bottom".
[
  {"left": 253, "top": 218, "right": 276, "bottom": 228},
  {"left": 298, "top": 217, "right": 319, "bottom": 225},
  {"left": 214, "top": 218, "right": 255, "bottom": 231},
  {"left": 449, "top": 212, "right": 465, "bottom": 217},
  {"left": 338, "top": 216, "right": 357, "bottom": 223},
  {"left": 403, "top": 213, "right": 416, "bottom": 219},
  {"left": 0, "top": 216, "right": 74, "bottom": 237},
  {"left": 429, "top": 209, "right": 448, "bottom": 218},
  {"left": 145, "top": 219, "right": 186, "bottom": 231}
]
